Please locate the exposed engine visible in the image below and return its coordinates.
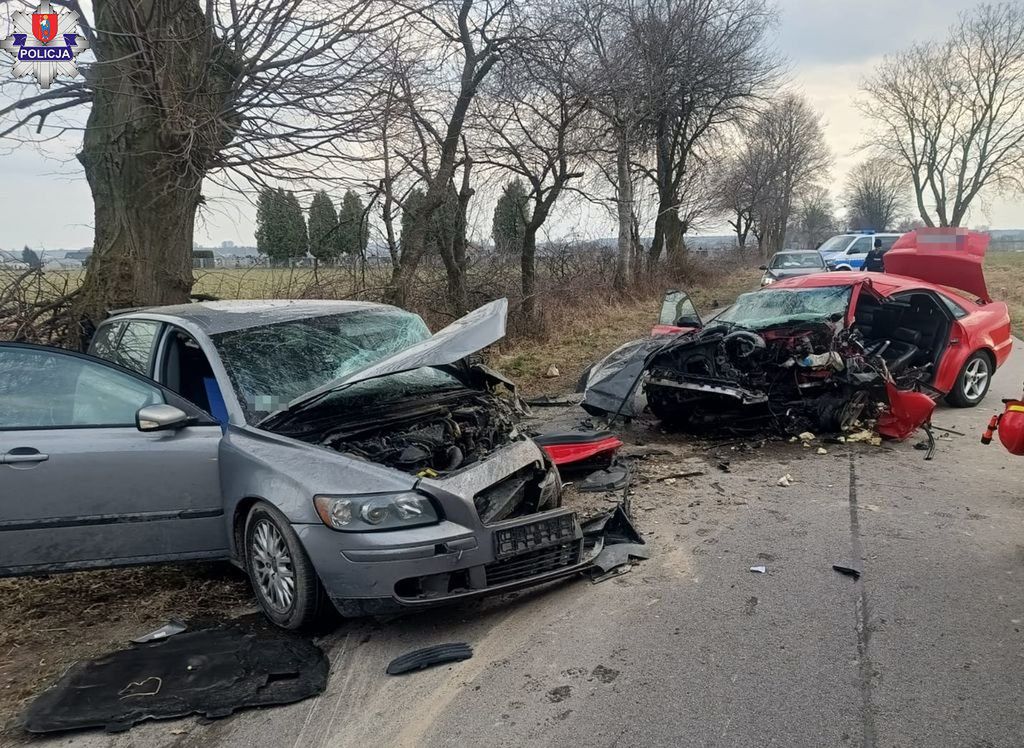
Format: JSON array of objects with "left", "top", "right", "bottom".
[
  {"left": 318, "top": 391, "right": 520, "bottom": 474},
  {"left": 644, "top": 321, "right": 886, "bottom": 433}
]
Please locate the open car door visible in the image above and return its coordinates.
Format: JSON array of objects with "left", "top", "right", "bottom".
[
  {"left": 884, "top": 229, "right": 991, "bottom": 302},
  {"left": 653, "top": 289, "right": 703, "bottom": 336}
]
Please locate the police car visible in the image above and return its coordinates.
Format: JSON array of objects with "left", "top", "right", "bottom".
[{"left": 817, "top": 231, "right": 903, "bottom": 271}]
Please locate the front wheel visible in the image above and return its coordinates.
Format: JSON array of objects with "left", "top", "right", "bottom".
[
  {"left": 244, "top": 501, "right": 326, "bottom": 630},
  {"left": 946, "top": 351, "right": 992, "bottom": 408}
]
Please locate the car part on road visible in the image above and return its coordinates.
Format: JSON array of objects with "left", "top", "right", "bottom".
[
  {"left": 131, "top": 619, "right": 187, "bottom": 644},
  {"left": 578, "top": 461, "right": 632, "bottom": 493},
  {"left": 533, "top": 430, "right": 624, "bottom": 468},
  {"left": 832, "top": 564, "right": 861, "bottom": 579},
  {"left": 750, "top": 565, "right": 767, "bottom": 574},
  {"left": 386, "top": 643, "right": 474, "bottom": 675},
  {"left": 22, "top": 627, "right": 328, "bottom": 734},
  {"left": 777, "top": 474, "right": 793, "bottom": 487}
]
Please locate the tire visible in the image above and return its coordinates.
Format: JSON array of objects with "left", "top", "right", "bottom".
[
  {"left": 946, "top": 351, "right": 993, "bottom": 408},
  {"left": 244, "top": 501, "right": 326, "bottom": 630}
]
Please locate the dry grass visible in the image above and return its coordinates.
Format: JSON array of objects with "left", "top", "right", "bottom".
[
  {"left": 497, "top": 265, "right": 763, "bottom": 396},
  {"left": 983, "top": 252, "right": 1024, "bottom": 336}
]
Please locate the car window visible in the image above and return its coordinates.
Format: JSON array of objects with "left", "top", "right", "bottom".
[
  {"left": 848, "top": 237, "right": 873, "bottom": 254},
  {"left": 817, "top": 235, "right": 852, "bottom": 253},
  {"left": 0, "top": 347, "right": 164, "bottom": 429},
  {"left": 113, "top": 321, "right": 161, "bottom": 375},
  {"left": 770, "top": 253, "right": 824, "bottom": 269},
  {"left": 659, "top": 291, "right": 700, "bottom": 325},
  {"left": 89, "top": 321, "right": 125, "bottom": 360},
  {"left": 938, "top": 293, "right": 969, "bottom": 319}
]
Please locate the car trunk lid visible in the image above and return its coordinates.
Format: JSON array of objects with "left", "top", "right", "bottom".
[{"left": 884, "top": 228, "right": 991, "bottom": 302}]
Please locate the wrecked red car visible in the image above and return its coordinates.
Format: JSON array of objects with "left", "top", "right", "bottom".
[{"left": 583, "top": 228, "right": 1011, "bottom": 438}]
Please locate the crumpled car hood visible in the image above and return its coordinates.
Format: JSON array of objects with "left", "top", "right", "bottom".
[{"left": 259, "top": 298, "right": 508, "bottom": 425}]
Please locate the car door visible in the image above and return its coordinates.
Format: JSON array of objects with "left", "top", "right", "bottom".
[{"left": 0, "top": 343, "right": 229, "bottom": 576}]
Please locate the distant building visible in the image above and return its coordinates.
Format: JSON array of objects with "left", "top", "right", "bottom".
[{"left": 193, "top": 249, "right": 216, "bottom": 268}]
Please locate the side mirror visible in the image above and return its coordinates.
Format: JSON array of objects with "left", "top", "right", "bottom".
[
  {"left": 675, "top": 316, "right": 703, "bottom": 329},
  {"left": 758, "top": 265, "right": 767, "bottom": 270},
  {"left": 137, "top": 404, "right": 190, "bottom": 432}
]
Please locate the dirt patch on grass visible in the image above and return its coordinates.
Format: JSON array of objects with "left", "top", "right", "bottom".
[{"left": 0, "top": 564, "right": 252, "bottom": 737}]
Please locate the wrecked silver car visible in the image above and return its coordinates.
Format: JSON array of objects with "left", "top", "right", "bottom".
[{"left": 0, "top": 299, "right": 611, "bottom": 629}]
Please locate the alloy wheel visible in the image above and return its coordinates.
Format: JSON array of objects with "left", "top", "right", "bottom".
[
  {"left": 250, "top": 519, "right": 296, "bottom": 613},
  {"left": 963, "top": 357, "right": 990, "bottom": 401}
]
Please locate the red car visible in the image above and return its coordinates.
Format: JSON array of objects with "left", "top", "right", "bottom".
[{"left": 652, "top": 229, "right": 1010, "bottom": 410}]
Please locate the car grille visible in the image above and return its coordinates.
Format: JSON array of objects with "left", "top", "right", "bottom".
[{"left": 484, "top": 540, "right": 582, "bottom": 586}]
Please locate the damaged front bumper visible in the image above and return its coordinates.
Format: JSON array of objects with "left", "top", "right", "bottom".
[{"left": 296, "top": 440, "right": 632, "bottom": 616}]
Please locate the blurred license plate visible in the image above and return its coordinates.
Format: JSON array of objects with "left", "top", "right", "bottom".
[{"left": 494, "top": 513, "right": 577, "bottom": 558}]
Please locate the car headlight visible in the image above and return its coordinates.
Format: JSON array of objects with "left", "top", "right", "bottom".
[{"left": 313, "top": 492, "right": 439, "bottom": 531}]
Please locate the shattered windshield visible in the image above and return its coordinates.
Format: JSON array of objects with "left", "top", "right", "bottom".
[
  {"left": 214, "top": 309, "right": 442, "bottom": 422},
  {"left": 770, "top": 253, "right": 824, "bottom": 269},
  {"left": 715, "top": 286, "right": 852, "bottom": 329}
]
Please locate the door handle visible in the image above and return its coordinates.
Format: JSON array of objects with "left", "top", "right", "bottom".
[{"left": 2, "top": 449, "right": 49, "bottom": 464}]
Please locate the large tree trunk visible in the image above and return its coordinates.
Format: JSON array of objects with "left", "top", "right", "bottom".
[
  {"left": 613, "top": 131, "right": 632, "bottom": 291},
  {"left": 662, "top": 210, "right": 685, "bottom": 267},
  {"left": 70, "top": 0, "right": 238, "bottom": 346}
]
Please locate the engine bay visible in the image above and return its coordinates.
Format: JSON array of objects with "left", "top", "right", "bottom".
[{"left": 277, "top": 389, "right": 522, "bottom": 475}]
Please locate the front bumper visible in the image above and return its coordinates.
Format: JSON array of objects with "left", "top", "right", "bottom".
[{"left": 295, "top": 440, "right": 598, "bottom": 615}]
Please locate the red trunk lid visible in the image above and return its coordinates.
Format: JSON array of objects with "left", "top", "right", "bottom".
[{"left": 883, "top": 228, "right": 991, "bottom": 302}]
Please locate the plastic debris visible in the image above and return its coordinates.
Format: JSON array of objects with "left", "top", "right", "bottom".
[
  {"left": 749, "top": 565, "right": 767, "bottom": 574},
  {"left": 387, "top": 643, "right": 473, "bottom": 675},
  {"left": 832, "top": 564, "right": 861, "bottom": 579},
  {"left": 816, "top": 447, "right": 828, "bottom": 455},
  {"left": 544, "top": 364, "right": 560, "bottom": 378},
  {"left": 777, "top": 474, "right": 793, "bottom": 487}
]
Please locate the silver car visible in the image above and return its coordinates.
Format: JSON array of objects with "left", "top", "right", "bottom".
[{"left": 0, "top": 299, "right": 590, "bottom": 629}]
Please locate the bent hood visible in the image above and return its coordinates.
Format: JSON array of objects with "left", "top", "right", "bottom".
[
  {"left": 259, "top": 298, "right": 508, "bottom": 424},
  {"left": 884, "top": 229, "right": 991, "bottom": 301}
]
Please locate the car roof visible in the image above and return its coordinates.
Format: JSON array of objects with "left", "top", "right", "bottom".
[{"left": 108, "top": 299, "right": 396, "bottom": 335}]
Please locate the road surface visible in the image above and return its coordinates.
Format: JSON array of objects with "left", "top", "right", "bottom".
[{"left": 28, "top": 341, "right": 1024, "bottom": 748}]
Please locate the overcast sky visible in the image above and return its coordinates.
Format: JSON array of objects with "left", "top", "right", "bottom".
[{"left": 2, "top": 0, "right": 1021, "bottom": 251}]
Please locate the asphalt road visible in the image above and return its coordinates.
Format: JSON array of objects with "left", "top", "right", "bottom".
[{"left": 28, "top": 341, "right": 1024, "bottom": 748}]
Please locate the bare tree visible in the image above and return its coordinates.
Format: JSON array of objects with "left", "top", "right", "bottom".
[
  {"left": 380, "top": 0, "right": 522, "bottom": 308},
  {"left": 843, "top": 156, "right": 909, "bottom": 230},
  {"left": 477, "top": 11, "right": 589, "bottom": 323},
  {"left": 787, "top": 186, "right": 839, "bottom": 249},
  {"left": 860, "top": 3, "right": 1024, "bottom": 227},
  {"left": 573, "top": 0, "right": 645, "bottom": 290},
  {"left": 743, "top": 94, "right": 831, "bottom": 257},
  {"left": 627, "top": 0, "right": 779, "bottom": 268},
  {"left": 1, "top": 0, "right": 391, "bottom": 338}
]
